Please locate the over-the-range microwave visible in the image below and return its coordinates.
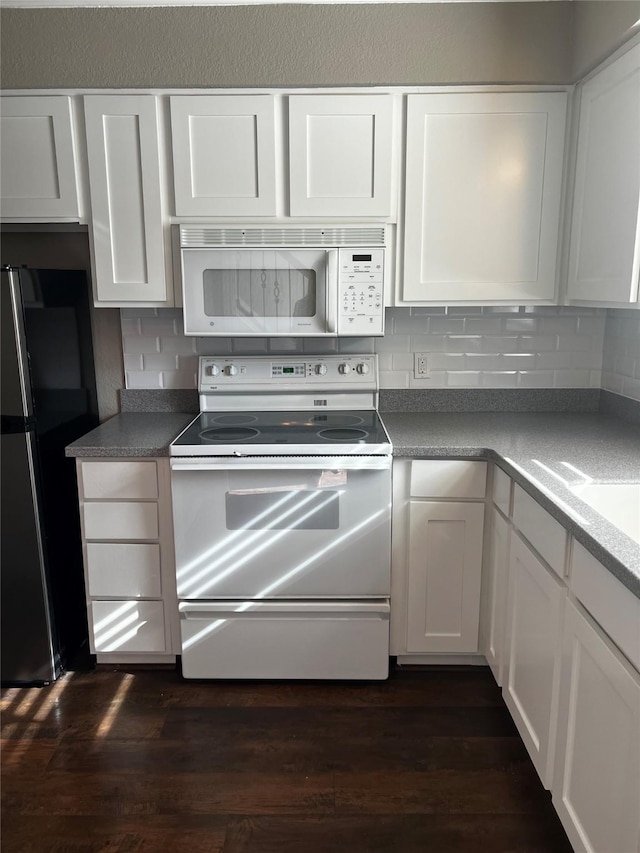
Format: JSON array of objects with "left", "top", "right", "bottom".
[{"left": 178, "top": 224, "right": 389, "bottom": 337}]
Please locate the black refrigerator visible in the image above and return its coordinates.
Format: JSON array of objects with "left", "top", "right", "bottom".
[{"left": 1, "top": 266, "right": 99, "bottom": 685}]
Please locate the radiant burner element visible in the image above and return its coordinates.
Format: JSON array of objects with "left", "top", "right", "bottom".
[
  {"left": 200, "top": 427, "right": 260, "bottom": 442},
  {"left": 318, "top": 428, "right": 369, "bottom": 441},
  {"left": 210, "top": 414, "right": 258, "bottom": 425}
]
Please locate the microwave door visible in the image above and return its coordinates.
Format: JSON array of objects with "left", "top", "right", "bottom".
[{"left": 181, "top": 248, "right": 332, "bottom": 336}]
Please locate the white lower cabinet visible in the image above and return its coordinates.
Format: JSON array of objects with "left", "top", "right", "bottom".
[
  {"left": 503, "top": 532, "right": 565, "bottom": 788},
  {"left": 552, "top": 599, "right": 640, "bottom": 853},
  {"left": 76, "top": 458, "right": 177, "bottom": 661},
  {"left": 391, "top": 459, "right": 486, "bottom": 659},
  {"left": 484, "top": 507, "right": 510, "bottom": 686}
]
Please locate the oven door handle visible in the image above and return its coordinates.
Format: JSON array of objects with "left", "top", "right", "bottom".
[{"left": 170, "top": 456, "right": 391, "bottom": 472}]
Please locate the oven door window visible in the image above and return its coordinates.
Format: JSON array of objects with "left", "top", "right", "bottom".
[{"left": 226, "top": 489, "right": 339, "bottom": 530}]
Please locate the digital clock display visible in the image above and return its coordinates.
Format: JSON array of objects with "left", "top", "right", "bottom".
[
  {"left": 352, "top": 254, "right": 372, "bottom": 262},
  {"left": 283, "top": 367, "right": 295, "bottom": 374}
]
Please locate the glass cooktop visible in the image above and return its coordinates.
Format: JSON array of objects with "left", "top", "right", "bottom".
[{"left": 170, "top": 410, "right": 392, "bottom": 456}]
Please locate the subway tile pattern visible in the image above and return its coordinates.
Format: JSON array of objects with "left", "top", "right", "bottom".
[
  {"left": 602, "top": 310, "right": 640, "bottom": 402},
  {"left": 120, "top": 306, "right": 606, "bottom": 391},
  {"left": 377, "top": 307, "right": 605, "bottom": 390}
]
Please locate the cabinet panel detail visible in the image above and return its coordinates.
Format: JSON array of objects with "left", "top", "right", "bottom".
[
  {"left": 485, "top": 508, "right": 510, "bottom": 686},
  {"left": 170, "top": 95, "right": 276, "bottom": 216},
  {"left": 0, "top": 96, "right": 79, "bottom": 220},
  {"left": 567, "top": 43, "right": 640, "bottom": 304},
  {"left": 410, "top": 460, "right": 487, "bottom": 499},
  {"left": 84, "top": 95, "right": 168, "bottom": 303},
  {"left": 86, "top": 543, "right": 162, "bottom": 598},
  {"left": 512, "top": 485, "right": 567, "bottom": 578},
  {"left": 81, "top": 460, "right": 158, "bottom": 500},
  {"left": 406, "top": 500, "right": 484, "bottom": 653},
  {"left": 91, "top": 600, "right": 166, "bottom": 653},
  {"left": 289, "top": 94, "right": 393, "bottom": 217},
  {"left": 403, "top": 92, "right": 566, "bottom": 302},
  {"left": 83, "top": 501, "right": 159, "bottom": 541}
]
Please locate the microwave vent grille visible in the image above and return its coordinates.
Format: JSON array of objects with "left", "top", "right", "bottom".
[{"left": 180, "top": 226, "right": 386, "bottom": 248}]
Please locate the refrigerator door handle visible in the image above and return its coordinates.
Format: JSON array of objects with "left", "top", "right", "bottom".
[{"left": 1, "top": 266, "right": 33, "bottom": 420}]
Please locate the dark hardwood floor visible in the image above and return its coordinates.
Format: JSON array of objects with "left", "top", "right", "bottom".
[{"left": 1, "top": 665, "right": 572, "bottom": 853}]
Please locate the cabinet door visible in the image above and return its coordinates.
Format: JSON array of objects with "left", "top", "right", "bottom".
[
  {"left": 0, "top": 96, "right": 79, "bottom": 220},
  {"left": 503, "top": 533, "right": 564, "bottom": 788},
  {"left": 84, "top": 95, "right": 169, "bottom": 305},
  {"left": 289, "top": 94, "right": 393, "bottom": 217},
  {"left": 403, "top": 92, "right": 567, "bottom": 303},
  {"left": 567, "top": 43, "right": 640, "bottom": 305},
  {"left": 485, "top": 508, "right": 510, "bottom": 686},
  {"left": 552, "top": 600, "right": 640, "bottom": 853},
  {"left": 170, "top": 95, "right": 277, "bottom": 217},
  {"left": 406, "top": 500, "right": 484, "bottom": 653}
]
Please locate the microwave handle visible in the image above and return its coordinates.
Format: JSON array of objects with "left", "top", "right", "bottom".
[{"left": 326, "top": 250, "right": 339, "bottom": 334}]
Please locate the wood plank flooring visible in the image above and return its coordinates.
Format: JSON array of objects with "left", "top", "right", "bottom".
[{"left": 1, "top": 666, "right": 572, "bottom": 853}]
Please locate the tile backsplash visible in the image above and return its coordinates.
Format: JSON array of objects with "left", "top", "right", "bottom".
[
  {"left": 602, "top": 310, "right": 640, "bottom": 402},
  {"left": 121, "top": 305, "right": 607, "bottom": 393}
]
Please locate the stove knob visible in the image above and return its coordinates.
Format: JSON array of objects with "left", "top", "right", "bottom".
[
  {"left": 338, "top": 363, "right": 351, "bottom": 375},
  {"left": 356, "top": 362, "right": 370, "bottom": 375},
  {"left": 225, "top": 364, "right": 239, "bottom": 377},
  {"left": 207, "top": 364, "right": 220, "bottom": 377},
  {"left": 315, "top": 364, "right": 328, "bottom": 376}
]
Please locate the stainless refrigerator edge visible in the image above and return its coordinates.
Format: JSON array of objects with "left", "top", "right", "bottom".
[{"left": 1, "top": 266, "right": 99, "bottom": 685}]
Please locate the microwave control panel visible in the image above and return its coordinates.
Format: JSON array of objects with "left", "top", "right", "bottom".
[{"left": 338, "top": 249, "right": 385, "bottom": 335}]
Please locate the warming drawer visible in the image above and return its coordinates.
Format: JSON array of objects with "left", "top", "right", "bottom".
[{"left": 178, "top": 599, "right": 390, "bottom": 680}]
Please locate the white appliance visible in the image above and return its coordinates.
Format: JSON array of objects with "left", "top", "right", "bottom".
[
  {"left": 169, "top": 354, "right": 392, "bottom": 680},
  {"left": 178, "top": 224, "right": 387, "bottom": 337}
]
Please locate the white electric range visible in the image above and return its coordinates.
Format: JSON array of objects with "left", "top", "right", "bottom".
[{"left": 169, "top": 355, "right": 392, "bottom": 680}]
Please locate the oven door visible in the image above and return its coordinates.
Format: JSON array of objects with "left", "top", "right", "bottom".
[
  {"left": 170, "top": 456, "right": 391, "bottom": 599},
  {"left": 181, "top": 248, "right": 337, "bottom": 336}
]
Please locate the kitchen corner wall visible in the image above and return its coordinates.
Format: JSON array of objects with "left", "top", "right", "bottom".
[
  {"left": 121, "top": 305, "right": 606, "bottom": 393},
  {"left": 602, "top": 310, "right": 640, "bottom": 402}
]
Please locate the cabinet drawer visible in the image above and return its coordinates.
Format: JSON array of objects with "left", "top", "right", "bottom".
[
  {"left": 83, "top": 502, "right": 159, "bottom": 540},
  {"left": 86, "top": 543, "right": 161, "bottom": 598},
  {"left": 570, "top": 541, "right": 640, "bottom": 670},
  {"left": 91, "top": 600, "right": 166, "bottom": 653},
  {"left": 512, "top": 485, "right": 568, "bottom": 578},
  {"left": 410, "top": 461, "right": 487, "bottom": 499},
  {"left": 81, "top": 461, "right": 158, "bottom": 500},
  {"left": 492, "top": 466, "right": 512, "bottom": 517}
]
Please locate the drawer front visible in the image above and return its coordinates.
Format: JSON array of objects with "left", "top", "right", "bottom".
[
  {"left": 86, "top": 543, "right": 162, "bottom": 598},
  {"left": 91, "top": 600, "right": 166, "bottom": 653},
  {"left": 81, "top": 461, "right": 158, "bottom": 500},
  {"left": 570, "top": 540, "right": 640, "bottom": 670},
  {"left": 179, "top": 602, "right": 390, "bottom": 680},
  {"left": 512, "top": 485, "right": 568, "bottom": 578},
  {"left": 410, "top": 460, "right": 487, "bottom": 499},
  {"left": 492, "top": 466, "right": 512, "bottom": 517},
  {"left": 83, "top": 502, "right": 159, "bottom": 541}
]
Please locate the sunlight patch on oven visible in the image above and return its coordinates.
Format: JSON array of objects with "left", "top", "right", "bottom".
[
  {"left": 179, "top": 490, "right": 342, "bottom": 598},
  {"left": 181, "top": 505, "right": 388, "bottom": 651}
]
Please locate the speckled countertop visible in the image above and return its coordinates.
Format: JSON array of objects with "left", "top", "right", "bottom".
[
  {"left": 382, "top": 411, "right": 640, "bottom": 598},
  {"left": 66, "top": 409, "right": 640, "bottom": 598}
]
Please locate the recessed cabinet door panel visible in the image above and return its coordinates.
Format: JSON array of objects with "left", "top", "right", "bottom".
[
  {"left": 289, "top": 95, "right": 393, "bottom": 217},
  {"left": 567, "top": 44, "right": 640, "bottom": 304},
  {"left": 552, "top": 600, "right": 640, "bottom": 853},
  {"left": 406, "top": 500, "right": 484, "bottom": 653},
  {"left": 84, "top": 95, "right": 168, "bottom": 304},
  {"left": 83, "top": 501, "right": 159, "bottom": 541},
  {"left": 0, "top": 96, "right": 79, "bottom": 220},
  {"left": 403, "top": 92, "right": 566, "bottom": 302},
  {"left": 170, "top": 95, "right": 276, "bottom": 216},
  {"left": 503, "top": 533, "right": 564, "bottom": 788},
  {"left": 485, "top": 508, "right": 510, "bottom": 686}
]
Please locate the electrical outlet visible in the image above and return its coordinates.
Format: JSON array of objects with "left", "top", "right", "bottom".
[{"left": 414, "top": 353, "right": 429, "bottom": 378}]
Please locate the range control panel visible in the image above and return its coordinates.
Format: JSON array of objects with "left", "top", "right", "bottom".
[
  {"left": 338, "top": 248, "right": 384, "bottom": 335},
  {"left": 199, "top": 355, "right": 378, "bottom": 392}
]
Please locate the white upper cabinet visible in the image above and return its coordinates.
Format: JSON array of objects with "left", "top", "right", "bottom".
[
  {"left": 0, "top": 96, "right": 79, "bottom": 221},
  {"left": 567, "top": 43, "right": 640, "bottom": 306},
  {"left": 170, "top": 95, "right": 277, "bottom": 217},
  {"left": 84, "top": 95, "right": 170, "bottom": 305},
  {"left": 288, "top": 94, "right": 394, "bottom": 218},
  {"left": 402, "top": 92, "right": 567, "bottom": 304}
]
